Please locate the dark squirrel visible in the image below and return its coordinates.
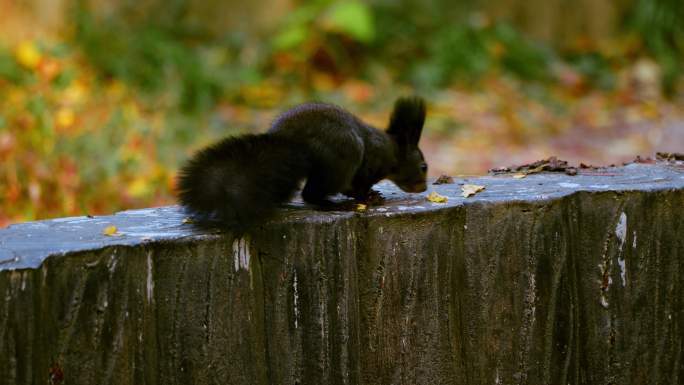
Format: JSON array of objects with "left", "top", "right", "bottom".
[{"left": 177, "top": 96, "right": 428, "bottom": 228}]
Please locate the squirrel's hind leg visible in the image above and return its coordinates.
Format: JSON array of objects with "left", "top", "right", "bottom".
[{"left": 302, "top": 171, "right": 348, "bottom": 205}]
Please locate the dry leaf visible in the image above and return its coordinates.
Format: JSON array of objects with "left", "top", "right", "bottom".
[
  {"left": 427, "top": 191, "right": 448, "bottom": 203},
  {"left": 355, "top": 203, "right": 367, "bottom": 211},
  {"left": 461, "top": 184, "right": 485, "bottom": 198},
  {"left": 433, "top": 175, "right": 455, "bottom": 185},
  {"left": 102, "top": 225, "right": 120, "bottom": 236},
  {"left": 513, "top": 173, "right": 527, "bottom": 179},
  {"left": 182, "top": 217, "right": 194, "bottom": 224}
]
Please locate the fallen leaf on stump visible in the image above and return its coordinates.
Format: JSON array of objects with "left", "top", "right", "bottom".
[
  {"left": 102, "top": 225, "right": 121, "bottom": 236},
  {"left": 461, "top": 184, "right": 485, "bottom": 198},
  {"left": 427, "top": 191, "right": 448, "bottom": 203},
  {"left": 433, "top": 175, "right": 455, "bottom": 185}
]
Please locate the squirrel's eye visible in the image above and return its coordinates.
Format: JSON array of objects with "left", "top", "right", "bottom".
[{"left": 420, "top": 163, "right": 428, "bottom": 173}]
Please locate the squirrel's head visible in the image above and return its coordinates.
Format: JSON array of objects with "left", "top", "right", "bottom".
[{"left": 386, "top": 96, "right": 428, "bottom": 193}]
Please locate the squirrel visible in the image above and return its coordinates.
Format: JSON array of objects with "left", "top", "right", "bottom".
[{"left": 176, "top": 96, "right": 428, "bottom": 229}]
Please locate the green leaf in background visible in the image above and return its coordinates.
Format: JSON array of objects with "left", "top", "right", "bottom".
[
  {"left": 272, "top": 5, "right": 321, "bottom": 51},
  {"left": 0, "top": 48, "right": 25, "bottom": 84},
  {"left": 273, "top": 25, "right": 309, "bottom": 51},
  {"left": 52, "top": 68, "right": 76, "bottom": 89},
  {"left": 323, "top": 1, "right": 375, "bottom": 43}
]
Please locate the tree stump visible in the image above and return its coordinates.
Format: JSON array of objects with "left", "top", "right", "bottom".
[{"left": 1, "top": 163, "right": 682, "bottom": 384}]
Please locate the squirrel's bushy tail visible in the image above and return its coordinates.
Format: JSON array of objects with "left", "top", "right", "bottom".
[{"left": 177, "top": 133, "right": 309, "bottom": 228}]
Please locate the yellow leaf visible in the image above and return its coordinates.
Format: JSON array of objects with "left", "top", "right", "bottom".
[
  {"left": 461, "top": 184, "right": 485, "bottom": 198},
  {"left": 103, "top": 225, "right": 120, "bottom": 236},
  {"left": 56, "top": 108, "right": 76, "bottom": 129},
  {"left": 355, "top": 203, "right": 367, "bottom": 211},
  {"left": 63, "top": 81, "right": 88, "bottom": 105},
  {"left": 126, "top": 177, "right": 151, "bottom": 198},
  {"left": 15, "top": 40, "right": 42, "bottom": 70},
  {"left": 426, "top": 191, "right": 448, "bottom": 203},
  {"left": 513, "top": 173, "right": 527, "bottom": 179}
]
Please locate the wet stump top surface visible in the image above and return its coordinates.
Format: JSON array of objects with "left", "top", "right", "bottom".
[{"left": 2, "top": 163, "right": 682, "bottom": 271}]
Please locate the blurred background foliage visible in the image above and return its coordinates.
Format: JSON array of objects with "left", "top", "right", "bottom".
[{"left": 1, "top": 0, "right": 683, "bottom": 226}]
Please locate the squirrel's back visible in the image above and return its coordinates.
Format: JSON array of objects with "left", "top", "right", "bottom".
[{"left": 177, "top": 133, "right": 310, "bottom": 228}]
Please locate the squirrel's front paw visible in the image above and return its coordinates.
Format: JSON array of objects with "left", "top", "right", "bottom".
[
  {"left": 363, "top": 189, "right": 385, "bottom": 205},
  {"left": 343, "top": 188, "right": 385, "bottom": 205}
]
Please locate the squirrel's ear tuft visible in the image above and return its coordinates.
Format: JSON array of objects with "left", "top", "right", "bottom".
[{"left": 387, "top": 96, "right": 426, "bottom": 146}]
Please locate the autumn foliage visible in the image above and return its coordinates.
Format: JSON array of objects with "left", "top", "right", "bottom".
[{"left": 1, "top": 1, "right": 682, "bottom": 227}]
